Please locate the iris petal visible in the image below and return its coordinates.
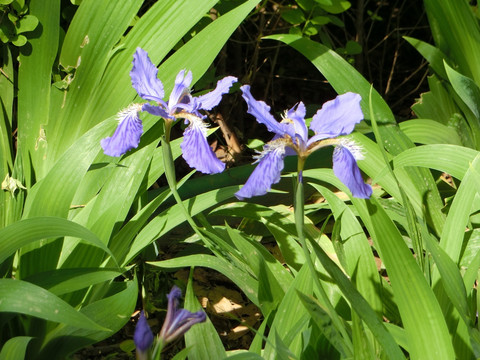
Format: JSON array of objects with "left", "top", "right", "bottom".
[
  {"left": 241, "top": 85, "right": 288, "bottom": 136},
  {"left": 169, "top": 70, "right": 193, "bottom": 110},
  {"left": 235, "top": 145, "right": 286, "bottom": 200},
  {"left": 142, "top": 103, "right": 173, "bottom": 120},
  {"left": 180, "top": 119, "right": 225, "bottom": 174},
  {"left": 197, "top": 76, "right": 237, "bottom": 110},
  {"left": 165, "top": 310, "right": 206, "bottom": 343},
  {"left": 130, "top": 48, "right": 165, "bottom": 102},
  {"left": 310, "top": 92, "right": 363, "bottom": 139},
  {"left": 332, "top": 146, "right": 372, "bottom": 199},
  {"left": 159, "top": 286, "right": 206, "bottom": 344},
  {"left": 101, "top": 108, "right": 143, "bottom": 157},
  {"left": 133, "top": 311, "right": 154, "bottom": 352},
  {"left": 285, "top": 102, "right": 308, "bottom": 144}
]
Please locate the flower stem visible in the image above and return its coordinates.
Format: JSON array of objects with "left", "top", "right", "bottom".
[
  {"left": 160, "top": 135, "right": 215, "bottom": 249},
  {"left": 293, "top": 176, "right": 353, "bottom": 356},
  {"left": 151, "top": 338, "right": 165, "bottom": 360}
]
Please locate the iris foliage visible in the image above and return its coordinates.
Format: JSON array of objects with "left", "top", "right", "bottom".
[{"left": 1, "top": 0, "right": 480, "bottom": 359}]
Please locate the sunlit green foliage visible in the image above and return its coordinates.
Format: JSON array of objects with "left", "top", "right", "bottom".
[{"left": 2, "top": 0, "right": 480, "bottom": 359}]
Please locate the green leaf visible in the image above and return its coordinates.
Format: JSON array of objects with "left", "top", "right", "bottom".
[
  {"left": 310, "top": 16, "right": 330, "bottom": 25},
  {"left": 438, "top": 154, "right": 480, "bottom": 264},
  {"left": 393, "top": 144, "right": 478, "bottom": 181},
  {"left": 296, "top": 291, "right": 347, "bottom": 358},
  {"left": 124, "top": 186, "right": 239, "bottom": 266},
  {"left": 225, "top": 223, "right": 292, "bottom": 293},
  {"left": 212, "top": 203, "right": 306, "bottom": 269},
  {"left": 353, "top": 197, "right": 455, "bottom": 359},
  {"left": 158, "top": 0, "right": 261, "bottom": 90},
  {"left": 0, "top": 279, "right": 107, "bottom": 331},
  {"left": 38, "top": 278, "right": 137, "bottom": 358},
  {"left": 11, "top": 34, "right": 26, "bottom": 46},
  {"left": 185, "top": 270, "right": 226, "bottom": 360},
  {"left": 345, "top": 40, "right": 362, "bottom": 55},
  {"left": 0, "top": 216, "right": 116, "bottom": 265},
  {"left": 17, "top": 0, "right": 59, "bottom": 182},
  {"left": 24, "top": 268, "right": 123, "bottom": 296},
  {"left": 297, "top": 0, "right": 315, "bottom": 11},
  {"left": 404, "top": 36, "right": 448, "bottom": 79},
  {"left": 444, "top": 61, "right": 480, "bottom": 146},
  {"left": 424, "top": 0, "right": 480, "bottom": 83},
  {"left": 317, "top": 0, "right": 350, "bottom": 14},
  {"left": 13, "top": 0, "right": 25, "bottom": 10},
  {"left": 263, "top": 266, "right": 313, "bottom": 359},
  {"left": 16, "top": 15, "right": 39, "bottom": 34},
  {"left": 0, "top": 336, "right": 33, "bottom": 360},
  {"left": 148, "top": 254, "right": 259, "bottom": 306},
  {"left": 281, "top": 8, "right": 305, "bottom": 24},
  {"left": 225, "top": 352, "right": 264, "bottom": 359},
  {"left": 310, "top": 184, "right": 382, "bottom": 315},
  {"left": 399, "top": 119, "right": 462, "bottom": 145}
]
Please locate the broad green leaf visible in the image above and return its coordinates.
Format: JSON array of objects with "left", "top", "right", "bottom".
[
  {"left": 15, "top": 15, "right": 38, "bottom": 33},
  {"left": 225, "top": 352, "right": 264, "bottom": 359},
  {"left": 38, "top": 278, "right": 137, "bottom": 359},
  {"left": 24, "top": 268, "right": 122, "bottom": 296},
  {"left": 82, "top": 0, "right": 220, "bottom": 124},
  {"left": 185, "top": 270, "right": 226, "bottom": 360},
  {"left": 124, "top": 186, "right": 239, "bottom": 266},
  {"left": 48, "top": 0, "right": 142, "bottom": 161},
  {"left": 11, "top": 34, "right": 26, "bottom": 46},
  {"left": 158, "top": 0, "right": 261, "bottom": 90},
  {"left": 22, "top": 119, "right": 112, "bottom": 218},
  {"left": 393, "top": 144, "right": 478, "bottom": 181},
  {"left": 0, "top": 336, "right": 33, "bottom": 360},
  {"left": 58, "top": 132, "right": 158, "bottom": 269},
  {"left": 281, "top": 8, "right": 305, "bottom": 24},
  {"left": 444, "top": 61, "right": 480, "bottom": 147},
  {"left": 423, "top": 232, "right": 480, "bottom": 357},
  {"left": 318, "top": 0, "right": 350, "bottom": 14},
  {"left": 296, "top": 291, "right": 347, "bottom": 358},
  {"left": 0, "top": 279, "right": 107, "bottom": 331},
  {"left": 225, "top": 223, "right": 293, "bottom": 293},
  {"left": 304, "top": 171, "right": 452, "bottom": 359},
  {"left": 424, "top": 0, "right": 480, "bottom": 83},
  {"left": 353, "top": 197, "right": 455, "bottom": 359},
  {"left": 438, "top": 154, "right": 480, "bottom": 265},
  {"left": 17, "top": 0, "right": 59, "bottom": 182},
  {"left": 399, "top": 119, "right": 462, "bottom": 145},
  {"left": 302, "top": 214, "right": 406, "bottom": 360},
  {"left": 0, "top": 216, "right": 116, "bottom": 266},
  {"left": 404, "top": 36, "right": 448, "bottom": 79},
  {"left": 148, "top": 254, "right": 259, "bottom": 306},
  {"left": 212, "top": 202, "right": 306, "bottom": 269},
  {"left": 0, "top": 45, "right": 16, "bottom": 229},
  {"left": 311, "top": 184, "right": 382, "bottom": 315},
  {"left": 263, "top": 265, "right": 313, "bottom": 360}
]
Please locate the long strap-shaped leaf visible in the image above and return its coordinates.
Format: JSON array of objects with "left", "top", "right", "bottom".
[
  {"left": 17, "top": 0, "right": 60, "bottom": 182},
  {"left": 0, "top": 279, "right": 107, "bottom": 331},
  {"left": 423, "top": 0, "right": 480, "bottom": 84},
  {"left": 354, "top": 196, "right": 455, "bottom": 359},
  {"left": 0, "top": 216, "right": 117, "bottom": 266}
]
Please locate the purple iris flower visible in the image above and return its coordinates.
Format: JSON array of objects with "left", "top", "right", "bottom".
[
  {"left": 235, "top": 85, "right": 372, "bottom": 200},
  {"left": 159, "top": 285, "right": 206, "bottom": 345},
  {"left": 101, "top": 47, "right": 237, "bottom": 174},
  {"left": 133, "top": 311, "right": 154, "bottom": 356}
]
